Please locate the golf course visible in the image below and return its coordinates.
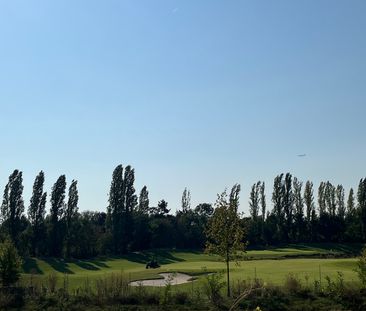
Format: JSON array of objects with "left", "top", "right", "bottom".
[{"left": 21, "top": 244, "right": 361, "bottom": 290}]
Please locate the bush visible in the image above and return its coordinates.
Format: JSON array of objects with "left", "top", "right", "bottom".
[
  {"left": 356, "top": 247, "right": 366, "bottom": 288},
  {"left": 0, "top": 239, "right": 22, "bottom": 287},
  {"left": 203, "top": 272, "right": 226, "bottom": 307},
  {"left": 284, "top": 273, "right": 302, "bottom": 294}
]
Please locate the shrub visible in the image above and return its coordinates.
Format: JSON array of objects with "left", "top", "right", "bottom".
[
  {"left": 203, "top": 272, "right": 226, "bottom": 307},
  {"left": 0, "top": 239, "right": 22, "bottom": 287},
  {"left": 173, "top": 291, "right": 190, "bottom": 305},
  {"left": 284, "top": 273, "right": 302, "bottom": 294},
  {"left": 356, "top": 247, "right": 366, "bottom": 288}
]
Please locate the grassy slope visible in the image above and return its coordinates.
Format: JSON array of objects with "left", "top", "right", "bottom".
[{"left": 21, "top": 244, "right": 362, "bottom": 289}]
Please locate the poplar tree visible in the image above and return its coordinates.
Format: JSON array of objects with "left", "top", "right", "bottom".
[
  {"left": 260, "top": 182, "right": 266, "bottom": 221},
  {"left": 336, "top": 185, "right": 345, "bottom": 219},
  {"left": 283, "top": 173, "right": 293, "bottom": 241},
  {"left": 181, "top": 188, "right": 191, "bottom": 212},
  {"left": 65, "top": 180, "right": 79, "bottom": 258},
  {"left": 272, "top": 174, "right": 285, "bottom": 241},
  {"left": 358, "top": 178, "right": 366, "bottom": 241},
  {"left": 293, "top": 177, "right": 304, "bottom": 241},
  {"left": 304, "top": 181, "right": 315, "bottom": 240},
  {"left": 249, "top": 182, "right": 260, "bottom": 220},
  {"left": 138, "top": 186, "right": 149, "bottom": 214},
  {"left": 107, "top": 165, "right": 137, "bottom": 253},
  {"left": 28, "top": 171, "right": 47, "bottom": 256},
  {"left": 49, "top": 175, "right": 66, "bottom": 257},
  {"left": 108, "top": 165, "right": 125, "bottom": 253},
  {"left": 1, "top": 170, "right": 24, "bottom": 247},
  {"left": 260, "top": 182, "right": 266, "bottom": 241},
  {"left": 318, "top": 182, "right": 326, "bottom": 216},
  {"left": 347, "top": 188, "right": 355, "bottom": 215}
]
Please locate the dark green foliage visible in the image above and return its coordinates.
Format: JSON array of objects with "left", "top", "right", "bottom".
[
  {"left": 49, "top": 175, "right": 67, "bottom": 257},
  {"left": 0, "top": 164, "right": 366, "bottom": 263},
  {"left": 65, "top": 180, "right": 79, "bottom": 258},
  {"left": 358, "top": 178, "right": 366, "bottom": 240},
  {"left": 1, "top": 170, "right": 25, "bottom": 248},
  {"left": 107, "top": 165, "right": 137, "bottom": 254},
  {"left": 356, "top": 246, "right": 366, "bottom": 287},
  {"left": 137, "top": 186, "right": 149, "bottom": 214},
  {"left": 205, "top": 184, "right": 246, "bottom": 297},
  {"left": 0, "top": 239, "right": 22, "bottom": 286},
  {"left": 28, "top": 171, "right": 47, "bottom": 256},
  {"left": 181, "top": 188, "right": 191, "bottom": 212}
]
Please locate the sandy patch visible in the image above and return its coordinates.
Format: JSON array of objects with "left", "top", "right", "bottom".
[{"left": 129, "top": 272, "right": 193, "bottom": 287}]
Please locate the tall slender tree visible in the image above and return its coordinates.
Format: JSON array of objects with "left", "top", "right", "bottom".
[
  {"left": 107, "top": 165, "right": 137, "bottom": 254},
  {"left": 347, "top": 188, "right": 355, "bottom": 216},
  {"left": 28, "top": 171, "right": 47, "bottom": 256},
  {"left": 1, "top": 170, "right": 24, "bottom": 247},
  {"left": 304, "top": 181, "right": 315, "bottom": 240},
  {"left": 260, "top": 182, "right": 266, "bottom": 242},
  {"left": 318, "top": 182, "right": 326, "bottom": 216},
  {"left": 138, "top": 186, "right": 149, "bottom": 214},
  {"left": 249, "top": 182, "right": 260, "bottom": 220},
  {"left": 181, "top": 188, "right": 191, "bottom": 212},
  {"left": 49, "top": 175, "right": 66, "bottom": 257},
  {"left": 107, "top": 165, "right": 125, "bottom": 253},
  {"left": 358, "top": 178, "right": 366, "bottom": 241},
  {"left": 336, "top": 185, "right": 346, "bottom": 219},
  {"left": 293, "top": 177, "right": 304, "bottom": 241},
  {"left": 65, "top": 180, "right": 79, "bottom": 258},
  {"left": 272, "top": 174, "right": 285, "bottom": 241},
  {"left": 283, "top": 173, "right": 293, "bottom": 241}
]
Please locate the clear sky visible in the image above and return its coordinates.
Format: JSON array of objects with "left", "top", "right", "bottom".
[{"left": 0, "top": 0, "right": 365, "bottom": 214}]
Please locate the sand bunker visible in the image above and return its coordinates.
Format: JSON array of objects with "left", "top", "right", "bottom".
[{"left": 129, "top": 273, "right": 193, "bottom": 287}]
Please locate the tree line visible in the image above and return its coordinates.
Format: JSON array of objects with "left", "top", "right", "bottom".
[{"left": 0, "top": 165, "right": 365, "bottom": 258}]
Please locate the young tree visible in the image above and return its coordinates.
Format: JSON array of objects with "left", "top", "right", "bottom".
[
  {"left": 49, "top": 175, "right": 67, "bottom": 257},
  {"left": 28, "top": 171, "right": 47, "bottom": 256},
  {"left": 65, "top": 180, "right": 79, "bottom": 258},
  {"left": 205, "top": 184, "right": 246, "bottom": 297},
  {"left": 181, "top": 188, "right": 191, "bottom": 212},
  {"left": 1, "top": 170, "right": 25, "bottom": 247},
  {"left": 0, "top": 239, "right": 22, "bottom": 287}
]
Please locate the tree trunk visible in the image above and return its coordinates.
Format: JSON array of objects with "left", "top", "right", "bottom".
[{"left": 226, "top": 253, "right": 230, "bottom": 297}]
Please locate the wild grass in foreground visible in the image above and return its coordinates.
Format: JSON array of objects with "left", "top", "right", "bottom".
[{"left": 2, "top": 271, "right": 366, "bottom": 311}]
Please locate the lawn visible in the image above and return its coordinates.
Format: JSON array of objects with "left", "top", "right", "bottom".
[{"left": 21, "top": 244, "right": 362, "bottom": 290}]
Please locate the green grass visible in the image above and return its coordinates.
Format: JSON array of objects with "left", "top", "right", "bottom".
[{"left": 21, "top": 244, "right": 362, "bottom": 289}]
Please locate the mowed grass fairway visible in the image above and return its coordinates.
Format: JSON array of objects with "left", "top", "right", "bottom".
[{"left": 21, "top": 244, "right": 361, "bottom": 289}]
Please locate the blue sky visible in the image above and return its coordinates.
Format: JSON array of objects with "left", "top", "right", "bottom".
[{"left": 0, "top": 0, "right": 365, "bottom": 214}]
